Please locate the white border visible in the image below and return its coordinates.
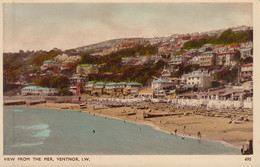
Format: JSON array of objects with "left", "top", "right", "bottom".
[{"left": 0, "top": 0, "right": 259, "bottom": 167}]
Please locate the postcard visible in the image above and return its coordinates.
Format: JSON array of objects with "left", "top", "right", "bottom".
[{"left": 1, "top": 0, "right": 259, "bottom": 166}]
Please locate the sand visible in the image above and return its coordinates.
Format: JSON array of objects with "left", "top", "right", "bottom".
[{"left": 16, "top": 102, "right": 253, "bottom": 149}]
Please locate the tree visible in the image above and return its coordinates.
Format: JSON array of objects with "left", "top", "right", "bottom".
[
  {"left": 210, "top": 81, "right": 220, "bottom": 88},
  {"left": 219, "top": 29, "right": 232, "bottom": 44},
  {"left": 50, "top": 76, "right": 70, "bottom": 89},
  {"left": 181, "top": 29, "right": 252, "bottom": 50},
  {"left": 35, "top": 76, "right": 70, "bottom": 90},
  {"left": 60, "top": 88, "right": 73, "bottom": 96},
  {"left": 34, "top": 77, "right": 52, "bottom": 87},
  {"left": 239, "top": 57, "right": 253, "bottom": 65},
  {"left": 234, "top": 51, "right": 241, "bottom": 61}
]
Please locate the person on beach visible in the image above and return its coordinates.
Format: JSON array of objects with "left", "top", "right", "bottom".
[
  {"left": 183, "top": 125, "right": 186, "bottom": 130},
  {"left": 174, "top": 129, "right": 177, "bottom": 135},
  {"left": 197, "top": 131, "right": 201, "bottom": 139},
  {"left": 93, "top": 129, "right": 95, "bottom": 133}
]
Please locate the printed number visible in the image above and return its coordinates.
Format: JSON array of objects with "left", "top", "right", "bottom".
[{"left": 245, "top": 157, "right": 251, "bottom": 161}]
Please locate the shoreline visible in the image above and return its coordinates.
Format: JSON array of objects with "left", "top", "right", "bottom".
[{"left": 4, "top": 102, "right": 252, "bottom": 149}]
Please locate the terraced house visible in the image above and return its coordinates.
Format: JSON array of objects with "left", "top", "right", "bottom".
[
  {"left": 83, "top": 81, "right": 142, "bottom": 97},
  {"left": 21, "top": 86, "right": 59, "bottom": 96}
]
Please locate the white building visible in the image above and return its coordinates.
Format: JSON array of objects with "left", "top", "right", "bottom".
[
  {"left": 240, "top": 48, "right": 253, "bottom": 59},
  {"left": 181, "top": 70, "right": 214, "bottom": 89},
  {"left": 187, "top": 56, "right": 200, "bottom": 65},
  {"left": 21, "top": 86, "right": 59, "bottom": 96},
  {"left": 241, "top": 41, "right": 253, "bottom": 49},
  {"left": 152, "top": 79, "right": 174, "bottom": 98}
]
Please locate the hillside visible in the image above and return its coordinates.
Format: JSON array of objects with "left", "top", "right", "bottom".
[{"left": 182, "top": 29, "right": 253, "bottom": 50}]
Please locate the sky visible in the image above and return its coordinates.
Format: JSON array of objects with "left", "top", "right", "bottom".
[{"left": 3, "top": 3, "right": 253, "bottom": 52}]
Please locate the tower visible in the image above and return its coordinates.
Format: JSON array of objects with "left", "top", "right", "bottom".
[{"left": 76, "top": 77, "right": 83, "bottom": 96}]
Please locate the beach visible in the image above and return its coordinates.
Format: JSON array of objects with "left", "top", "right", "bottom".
[{"left": 17, "top": 101, "right": 252, "bottom": 149}]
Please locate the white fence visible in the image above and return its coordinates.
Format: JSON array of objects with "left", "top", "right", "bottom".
[
  {"left": 96, "top": 97, "right": 253, "bottom": 110},
  {"left": 172, "top": 99, "right": 252, "bottom": 110}
]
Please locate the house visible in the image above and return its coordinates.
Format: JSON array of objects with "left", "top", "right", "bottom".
[
  {"left": 161, "top": 68, "right": 171, "bottom": 79},
  {"left": 138, "top": 87, "right": 153, "bottom": 99},
  {"left": 21, "top": 85, "right": 59, "bottom": 96},
  {"left": 241, "top": 41, "right": 253, "bottom": 49},
  {"left": 178, "top": 36, "right": 191, "bottom": 43},
  {"left": 121, "top": 57, "right": 131, "bottom": 64},
  {"left": 40, "top": 60, "right": 59, "bottom": 73},
  {"left": 240, "top": 48, "right": 253, "bottom": 59},
  {"left": 198, "top": 52, "right": 216, "bottom": 67},
  {"left": 115, "top": 82, "right": 127, "bottom": 88},
  {"left": 92, "top": 82, "right": 105, "bottom": 96},
  {"left": 232, "top": 25, "right": 251, "bottom": 32},
  {"left": 54, "top": 54, "right": 81, "bottom": 63},
  {"left": 228, "top": 43, "right": 241, "bottom": 52},
  {"left": 169, "top": 55, "right": 191, "bottom": 66},
  {"left": 126, "top": 82, "right": 142, "bottom": 96},
  {"left": 174, "top": 43, "right": 183, "bottom": 51},
  {"left": 213, "top": 45, "right": 228, "bottom": 54},
  {"left": 190, "top": 35, "right": 204, "bottom": 40},
  {"left": 240, "top": 63, "right": 253, "bottom": 82},
  {"left": 187, "top": 48, "right": 199, "bottom": 55},
  {"left": 120, "top": 42, "right": 135, "bottom": 49},
  {"left": 152, "top": 79, "right": 174, "bottom": 98},
  {"left": 198, "top": 44, "right": 214, "bottom": 53},
  {"left": 187, "top": 56, "right": 200, "bottom": 65},
  {"left": 84, "top": 81, "right": 95, "bottom": 94},
  {"left": 181, "top": 70, "right": 214, "bottom": 90},
  {"left": 104, "top": 83, "right": 116, "bottom": 95},
  {"left": 149, "top": 37, "right": 162, "bottom": 45},
  {"left": 76, "top": 64, "right": 99, "bottom": 76},
  {"left": 61, "top": 62, "right": 74, "bottom": 75},
  {"left": 216, "top": 52, "right": 237, "bottom": 67},
  {"left": 242, "top": 81, "right": 253, "bottom": 92}
]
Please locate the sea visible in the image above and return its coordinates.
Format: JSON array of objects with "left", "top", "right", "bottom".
[{"left": 3, "top": 106, "right": 240, "bottom": 155}]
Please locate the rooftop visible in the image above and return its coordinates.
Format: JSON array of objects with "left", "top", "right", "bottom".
[
  {"left": 22, "top": 85, "right": 58, "bottom": 91},
  {"left": 127, "top": 82, "right": 142, "bottom": 86},
  {"left": 242, "top": 63, "right": 253, "bottom": 68},
  {"left": 152, "top": 79, "right": 171, "bottom": 84},
  {"left": 78, "top": 64, "right": 98, "bottom": 67}
]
